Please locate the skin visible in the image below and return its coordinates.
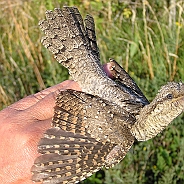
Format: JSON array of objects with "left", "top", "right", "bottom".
[
  {"left": 0, "top": 80, "right": 81, "bottom": 184},
  {"left": 0, "top": 64, "right": 112, "bottom": 184}
]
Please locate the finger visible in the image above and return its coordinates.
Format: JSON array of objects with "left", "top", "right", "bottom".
[
  {"left": 33, "top": 80, "right": 81, "bottom": 100},
  {"left": 103, "top": 63, "right": 115, "bottom": 79},
  {"left": 24, "top": 91, "right": 58, "bottom": 122},
  {"left": 7, "top": 80, "right": 81, "bottom": 111},
  {"left": 23, "top": 81, "right": 81, "bottom": 121}
]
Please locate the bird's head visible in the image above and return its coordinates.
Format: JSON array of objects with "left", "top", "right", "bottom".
[
  {"left": 132, "top": 82, "right": 184, "bottom": 141},
  {"left": 152, "top": 82, "right": 184, "bottom": 108}
]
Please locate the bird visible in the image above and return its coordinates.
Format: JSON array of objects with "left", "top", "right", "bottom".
[{"left": 31, "top": 6, "right": 184, "bottom": 184}]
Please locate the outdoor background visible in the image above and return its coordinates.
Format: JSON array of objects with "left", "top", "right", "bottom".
[{"left": 0, "top": 0, "right": 184, "bottom": 183}]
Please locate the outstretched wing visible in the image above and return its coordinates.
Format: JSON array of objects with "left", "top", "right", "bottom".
[
  {"left": 31, "top": 90, "right": 135, "bottom": 183},
  {"left": 32, "top": 128, "right": 114, "bottom": 184}
]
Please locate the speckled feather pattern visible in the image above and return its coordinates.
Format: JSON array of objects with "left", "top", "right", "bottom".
[
  {"left": 32, "top": 90, "right": 135, "bottom": 183},
  {"left": 31, "top": 6, "right": 184, "bottom": 184},
  {"left": 38, "top": 7, "right": 149, "bottom": 111}
]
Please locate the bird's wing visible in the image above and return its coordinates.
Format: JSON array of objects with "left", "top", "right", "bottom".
[
  {"left": 32, "top": 128, "right": 114, "bottom": 184},
  {"left": 31, "top": 90, "right": 135, "bottom": 183},
  {"left": 109, "top": 58, "right": 149, "bottom": 106}
]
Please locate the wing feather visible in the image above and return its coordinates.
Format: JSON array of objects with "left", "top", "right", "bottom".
[
  {"left": 32, "top": 128, "right": 114, "bottom": 184},
  {"left": 32, "top": 90, "right": 134, "bottom": 183},
  {"left": 109, "top": 58, "right": 149, "bottom": 106}
]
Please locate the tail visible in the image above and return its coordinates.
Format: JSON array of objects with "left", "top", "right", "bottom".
[{"left": 39, "top": 7, "right": 102, "bottom": 79}]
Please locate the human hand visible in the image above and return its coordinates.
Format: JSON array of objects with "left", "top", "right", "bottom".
[{"left": 0, "top": 80, "right": 81, "bottom": 184}]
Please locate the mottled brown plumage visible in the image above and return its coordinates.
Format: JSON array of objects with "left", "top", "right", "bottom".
[{"left": 31, "top": 7, "right": 184, "bottom": 184}]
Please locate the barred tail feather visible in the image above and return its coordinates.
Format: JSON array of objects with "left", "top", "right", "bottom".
[{"left": 39, "top": 7, "right": 102, "bottom": 76}]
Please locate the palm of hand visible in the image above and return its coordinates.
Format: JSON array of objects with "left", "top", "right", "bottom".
[{"left": 0, "top": 81, "right": 80, "bottom": 184}]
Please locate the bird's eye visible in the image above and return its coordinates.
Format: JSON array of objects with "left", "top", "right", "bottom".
[{"left": 166, "top": 93, "right": 173, "bottom": 99}]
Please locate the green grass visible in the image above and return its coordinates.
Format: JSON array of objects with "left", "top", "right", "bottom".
[{"left": 0, "top": 0, "right": 184, "bottom": 183}]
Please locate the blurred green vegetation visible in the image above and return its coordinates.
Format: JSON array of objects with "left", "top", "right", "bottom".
[{"left": 0, "top": 0, "right": 184, "bottom": 183}]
